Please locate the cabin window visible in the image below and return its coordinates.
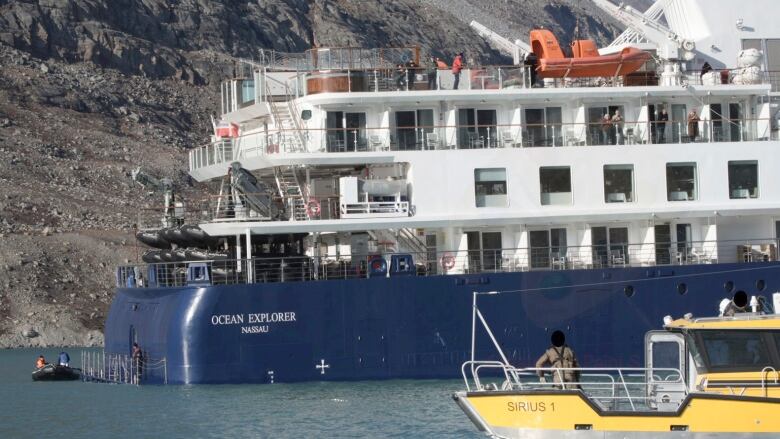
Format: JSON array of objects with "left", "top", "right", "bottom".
[
  {"left": 591, "top": 226, "right": 628, "bottom": 267},
  {"left": 666, "top": 163, "right": 697, "bottom": 201},
  {"left": 728, "top": 161, "right": 758, "bottom": 199},
  {"left": 529, "top": 228, "right": 567, "bottom": 269},
  {"left": 524, "top": 107, "right": 562, "bottom": 147},
  {"left": 587, "top": 105, "right": 625, "bottom": 145},
  {"left": 394, "top": 109, "right": 434, "bottom": 150},
  {"left": 603, "top": 164, "right": 634, "bottom": 203},
  {"left": 698, "top": 330, "right": 773, "bottom": 372},
  {"left": 239, "top": 79, "right": 255, "bottom": 107},
  {"left": 474, "top": 168, "right": 507, "bottom": 207},
  {"left": 466, "top": 231, "right": 503, "bottom": 272},
  {"left": 458, "top": 108, "right": 497, "bottom": 148},
  {"left": 539, "top": 167, "right": 571, "bottom": 206},
  {"left": 326, "top": 111, "right": 367, "bottom": 152}
]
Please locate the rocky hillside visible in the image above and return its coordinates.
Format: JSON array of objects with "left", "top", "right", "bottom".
[{"left": 0, "top": 0, "right": 624, "bottom": 348}]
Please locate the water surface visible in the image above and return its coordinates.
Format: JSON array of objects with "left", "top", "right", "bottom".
[{"left": 0, "top": 348, "right": 479, "bottom": 438}]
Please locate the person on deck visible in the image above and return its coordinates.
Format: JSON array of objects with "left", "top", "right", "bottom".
[
  {"left": 394, "top": 63, "right": 406, "bottom": 91},
  {"left": 132, "top": 342, "right": 144, "bottom": 382},
  {"left": 452, "top": 53, "right": 464, "bottom": 90},
  {"left": 427, "top": 56, "right": 438, "bottom": 90},
  {"left": 58, "top": 351, "right": 70, "bottom": 367},
  {"left": 657, "top": 108, "right": 669, "bottom": 144},
  {"left": 36, "top": 355, "right": 46, "bottom": 369},
  {"left": 600, "top": 113, "right": 612, "bottom": 145},
  {"left": 535, "top": 330, "right": 580, "bottom": 389},
  {"left": 687, "top": 109, "right": 700, "bottom": 142},
  {"left": 611, "top": 109, "right": 624, "bottom": 145}
]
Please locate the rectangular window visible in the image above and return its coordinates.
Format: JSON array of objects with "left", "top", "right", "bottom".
[
  {"left": 699, "top": 330, "right": 772, "bottom": 372},
  {"left": 394, "top": 109, "right": 434, "bottom": 150},
  {"left": 466, "top": 231, "right": 503, "bottom": 272},
  {"left": 666, "top": 163, "right": 697, "bottom": 201},
  {"left": 540, "top": 167, "right": 572, "bottom": 205},
  {"left": 458, "top": 108, "right": 497, "bottom": 148},
  {"left": 327, "top": 111, "right": 367, "bottom": 152},
  {"left": 604, "top": 164, "right": 634, "bottom": 203},
  {"left": 728, "top": 160, "right": 759, "bottom": 199},
  {"left": 524, "top": 107, "right": 562, "bottom": 147},
  {"left": 475, "top": 168, "right": 507, "bottom": 207}
]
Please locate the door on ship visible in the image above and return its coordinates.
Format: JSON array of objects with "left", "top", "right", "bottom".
[
  {"left": 529, "top": 229, "right": 567, "bottom": 269},
  {"left": 645, "top": 331, "right": 687, "bottom": 409},
  {"left": 655, "top": 224, "right": 672, "bottom": 265},
  {"left": 466, "top": 231, "right": 502, "bottom": 272}
]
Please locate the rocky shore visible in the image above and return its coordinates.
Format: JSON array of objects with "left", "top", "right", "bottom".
[{"left": 0, "top": 0, "right": 622, "bottom": 348}]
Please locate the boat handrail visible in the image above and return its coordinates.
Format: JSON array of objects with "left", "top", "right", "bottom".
[
  {"left": 762, "top": 366, "right": 780, "bottom": 397},
  {"left": 462, "top": 361, "right": 687, "bottom": 412}
]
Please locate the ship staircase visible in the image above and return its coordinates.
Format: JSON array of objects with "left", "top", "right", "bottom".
[
  {"left": 369, "top": 228, "right": 428, "bottom": 254},
  {"left": 80, "top": 350, "right": 167, "bottom": 385},
  {"left": 273, "top": 165, "right": 311, "bottom": 221},
  {"left": 265, "top": 79, "right": 307, "bottom": 153}
]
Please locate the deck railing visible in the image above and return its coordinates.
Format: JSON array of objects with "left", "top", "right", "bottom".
[
  {"left": 118, "top": 238, "right": 780, "bottom": 289},
  {"left": 461, "top": 361, "right": 687, "bottom": 412},
  {"left": 190, "top": 117, "right": 774, "bottom": 171}
]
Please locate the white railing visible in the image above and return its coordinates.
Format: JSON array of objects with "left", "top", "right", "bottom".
[{"left": 339, "top": 201, "right": 410, "bottom": 218}]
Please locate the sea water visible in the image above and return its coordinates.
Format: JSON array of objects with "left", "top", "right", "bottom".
[{"left": 0, "top": 348, "right": 479, "bottom": 438}]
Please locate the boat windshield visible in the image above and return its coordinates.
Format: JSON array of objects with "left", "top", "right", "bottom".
[{"left": 689, "top": 329, "right": 780, "bottom": 373}]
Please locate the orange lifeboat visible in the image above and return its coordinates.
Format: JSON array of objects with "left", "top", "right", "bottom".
[{"left": 530, "top": 29, "right": 651, "bottom": 78}]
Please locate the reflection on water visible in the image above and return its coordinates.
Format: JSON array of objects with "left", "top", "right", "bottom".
[{"left": 0, "top": 348, "right": 477, "bottom": 439}]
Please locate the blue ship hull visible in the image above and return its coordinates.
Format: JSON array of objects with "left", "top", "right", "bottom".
[{"left": 105, "top": 262, "right": 780, "bottom": 384}]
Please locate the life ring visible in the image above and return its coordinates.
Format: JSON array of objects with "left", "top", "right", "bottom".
[
  {"left": 306, "top": 199, "right": 321, "bottom": 217},
  {"left": 441, "top": 253, "right": 456, "bottom": 271}
]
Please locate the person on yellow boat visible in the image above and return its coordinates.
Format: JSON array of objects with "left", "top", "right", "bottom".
[{"left": 535, "top": 330, "right": 580, "bottom": 388}]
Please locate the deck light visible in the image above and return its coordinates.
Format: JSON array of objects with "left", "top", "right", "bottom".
[{"left": 663, "top": 315, "right": 673, "bottom": 325}]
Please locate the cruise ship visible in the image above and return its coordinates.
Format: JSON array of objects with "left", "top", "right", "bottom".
[{"left": 105, "top": 0, "right": 780, "bottom": 384}]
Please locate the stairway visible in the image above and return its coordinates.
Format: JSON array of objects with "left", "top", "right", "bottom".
[
  {"left": 368, "top": 228, "right": 427, "bottom": 254},
  {"left": 274, "top": 166, "right": 308, "bottom": 221}
]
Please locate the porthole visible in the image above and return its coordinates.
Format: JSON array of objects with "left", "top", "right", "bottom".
[
  {"left": 677, "top": 282, "right": 688, "bottom": 295},
  {"left": 301, "top": 109, "right": 312, "bottom": 120},
  {"left": 624, "top": 285, "right": 635, "bottom": 298},
  {"left": 724, "top": 281, "right": 735, "bottom": 293},
  {"left": 756, "top": 279, "right": 766, "bottom": 292}
]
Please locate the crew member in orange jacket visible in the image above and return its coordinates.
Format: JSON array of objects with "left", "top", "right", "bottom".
[
  {"left": 36, "top": 355, "right": 46, "bottom": 369},
  {"left": 451, "top": 53, "right": 463, "bottom": 90}
]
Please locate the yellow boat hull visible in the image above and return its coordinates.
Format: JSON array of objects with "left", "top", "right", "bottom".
[{"left": 454, "top": 390, "right": 780, "bottom": 438}]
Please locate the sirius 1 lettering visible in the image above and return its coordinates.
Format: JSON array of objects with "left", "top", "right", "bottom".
[
  {"left": 210, "top": 312, "right": 297, "bottom": 326},
  {"left": 506, "top": 401, "right": 554, "bottom": 412}
]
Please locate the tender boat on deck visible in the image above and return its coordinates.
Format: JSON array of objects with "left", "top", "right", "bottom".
[
  {"left": 32, "top": 364, "right": 80, "bottom": 381},
  {"left": 454, "top": 292, "right": 780, "bottom": 437}
]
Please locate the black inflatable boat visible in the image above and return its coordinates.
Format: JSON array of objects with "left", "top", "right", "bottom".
[{"left": 32, "top": 364, "right": 80, "bottom": 381}]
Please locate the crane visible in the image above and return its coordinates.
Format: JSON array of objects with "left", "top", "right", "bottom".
[
  {"left": 469, "top": 21, "right": 531, "bottom": 65},
  {"left": 590, "top": 0, "right": 695, "bottom": 61},
  {"left": 132, "top": 168, "right": 182, "bottom": 228}
]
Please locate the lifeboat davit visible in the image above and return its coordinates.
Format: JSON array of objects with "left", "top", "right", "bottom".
[{"left": 530, "top": 29, "right": 651, "bottom": 78}]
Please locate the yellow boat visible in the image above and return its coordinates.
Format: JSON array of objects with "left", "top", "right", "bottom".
[{"left": 454, "top": 294, "right": 780, "bottom": 438}]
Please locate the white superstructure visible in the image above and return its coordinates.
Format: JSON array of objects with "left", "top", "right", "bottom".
[{"left": 180, "top": 0, "right": 780, "bottom": 276}]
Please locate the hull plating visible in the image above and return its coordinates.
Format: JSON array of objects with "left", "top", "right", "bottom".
[{"left": 104, "top": 262, "right": 780, "bottom": 384}]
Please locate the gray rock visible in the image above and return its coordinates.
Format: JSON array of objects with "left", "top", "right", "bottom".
[{"left": 22, "top": 328, "right": 39, "bottom": 338}]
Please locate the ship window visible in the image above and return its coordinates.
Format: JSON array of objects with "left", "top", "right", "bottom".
[
  {"left": 474, "top": 168, "right": 507, "bottom": 207},
  {"left": 728, "top": 161, "right": 758, "bottom": 199},
  {"left": 666, "top": 163, "right": 697, "bottom": 201},
  {"left": 603, "top": 164, "right": 634, "bottom": 203},
  {"left": 394, "top": 109, "right": 434, "bottom": 150},
  {"left": 539, "top": 167, "right": 571, "bottom": 206},
  {"left": 698, "top": 330, "right": 773, "bottom": 372},
  {"left": 327, "top": 111, "right": 367, "bottom": 152},
  {"left": 524, "top": 107, "right": 562, "bottom": 147},
  {"left": 458, "top": 108, "right": 497, "bottom": 148},
  {"left": 239, "top": 79, "right": 255, "bottom": 107}
]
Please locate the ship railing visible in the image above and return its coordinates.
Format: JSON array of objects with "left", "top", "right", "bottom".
[
  {"left": 80, "top": 350, "right": 167, "bottom": 385},
  {"left": 189, "top": 117, "right": 774, "bottom": 170},
  {"left": 118, "top": 237, "right": 780, "bottom": 288},
  {"left": 463, "top": 361, "right": 687, "bottom": 412}
]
